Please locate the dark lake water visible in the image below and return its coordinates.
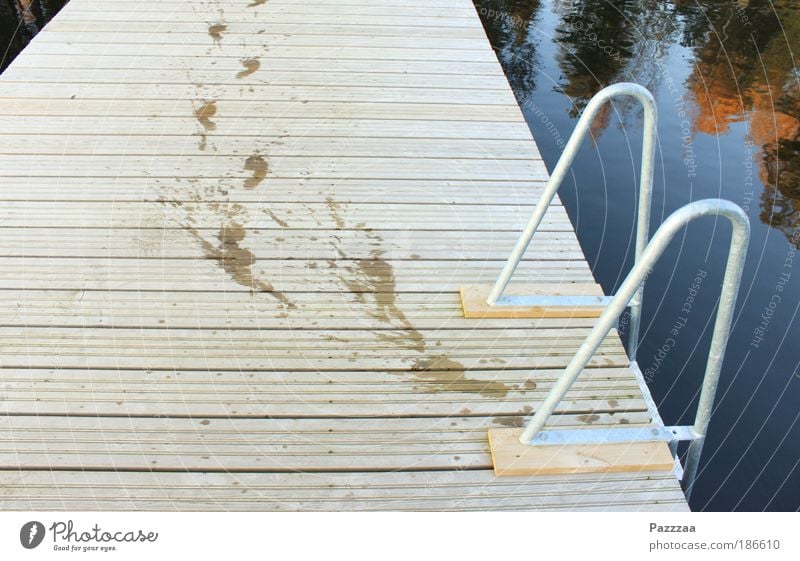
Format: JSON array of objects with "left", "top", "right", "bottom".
[
  {"left": 1, "top": 0, "right": 797, "bottom": 511},
  {"left": 476, "top": 0, "right": 799, "bottom": 510},
  {"left": 0, "top": 1, "right": 67, "bottom": 71}
]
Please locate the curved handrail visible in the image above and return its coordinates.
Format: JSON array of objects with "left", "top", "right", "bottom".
[
  {"left": 487, "top": 82, "right": 657, "bottom": 360},
  {"left": 517, "top": 199, "right": 750, "bottom": 498}
]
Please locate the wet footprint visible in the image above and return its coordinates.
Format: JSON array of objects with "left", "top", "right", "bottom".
[
  {"left": 187, "top": 221, "right": 295, "bottom": 308},
  {"left": 208, "top": 23, "right": 227, "bottom": 46},
  {"left": 244, "top": 154, "right": 268, "bottom": 189},
  {"left": 194, "top": 100, "right": 217, "bottom": 151},
  {"left": 236, "top": 57, "right": 260, "bottom": 79},
  {"left": 195, "top": 100, "right": 217, "bottom": 130}
]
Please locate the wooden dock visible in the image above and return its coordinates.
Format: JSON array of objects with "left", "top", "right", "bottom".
[{"left": 0, "top": 0, "right": 688, "bottom": 511}]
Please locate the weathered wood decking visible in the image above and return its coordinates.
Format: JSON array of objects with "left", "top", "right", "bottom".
[{"left": 0, "top": 0, "right": 688, "bottom": 510}]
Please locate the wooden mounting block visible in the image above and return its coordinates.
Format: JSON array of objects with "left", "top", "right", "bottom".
[
  {"left": 460, "top": 283, "right": 607, "bottom": 319},
  {"left": 488, "top": 428, "right": 675, "bottom": 476}
]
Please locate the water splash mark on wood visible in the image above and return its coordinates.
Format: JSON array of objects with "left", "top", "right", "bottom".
[
  {"left": 208, "top": 23, "right": 227, "bottom": 46},
  {"left": 326, "top": 196, "right": 346, "bottom": 229},
  {"left": 326, "top": 196, "right": 427, "bottom": 352},
  {"left": 323, "top": 197, "right": 478, "bottom": 383},
  {"left": 236, "top": 57, "right": 261, "bottom": 79},
  {"left": 492, "top": 416, "right": 524, "bottom": 428},
  {"left": 194, "top": 100, "right": 217, "bottom": 151},
  {"left": 342, "top": 250, "right": 426, "bottom": 354},
  {"left": 411, "top": 357, "right": 511, "bottom": 397},
  {"left": 492, "top": 407, "right": 534, "bottom": 428},
  {"left": 185, "top": 221, "right": 295, "bottom": 308},
  {"left": 266, "top": 208, "right": 289, "bottom": 228},
  {"left": 244, "top": 154, "right": 268, "bottom": 189}
]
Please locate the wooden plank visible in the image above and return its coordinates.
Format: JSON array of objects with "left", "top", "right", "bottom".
[
  {"left": 19, "top": 44, "right": 500, "bottom": 64},
  {"left": 0, "top": 117, "right": 533, "bottom": 139},
  {"left": 488, "top": 428, "right": 676, "bottom": 476},
  {"left": 27, "top": 33, "right": 489, "bottom": 49},
  {"left": 0, "top": 258, "right": 595, "bottom": 292},
  {"left": 0, "top": 367, "right": 646, "bottom": 417},
  {"left": 0, "top": 470, "right": 688, "bottom": 511},
  {"left": 0, "top": 178, "right": 543, "bottom": 204},
  {"left": 0, "top": 84, "right": 518, "bottom": 106},
  {"left": 51, "top": 14, "right": 481, "bottom": 28},
  {"left": 0, "top": 99, "right": 522, "bottom": 120},
  {"left": 0, "top": 230, "right": 584, "bottom": 260},
  {"left": 57, "top": 6, "right": 480, "bottom": 18},
  {"left": 0, "top": 155, "right": 540, "bottom": 179},
  {"left": 6, "top": 57, "right": 501, "bottom": 75},
  {"left": 460, "top": 283, "right": 606, "bottom": 319},
  {"left": 1, "top": 68, "right": 515, "bottom": 89},
  {"left": 0, "top": 326, "right": 629, "bottom": 370},
  {"left": 0, "top": 135, "right": 536, "bottom": 158},
  {"left": 0, "top": 290, "right": 601, "bottom": 330},
  {"left": 0, "top": 201, "right": 568, "bottom": 229},
  {"left": 43, "top": 22, "right": 488, "bottom": 39},
  {"left": 0, "top": 326, "right": 623, "bottom": 350},
  {"left": 0, "top": 415, "right": 654, "bottom": 472}
]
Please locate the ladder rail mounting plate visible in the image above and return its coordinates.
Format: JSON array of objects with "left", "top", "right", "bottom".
[
  {"left": 488, "top": 428, "right": 676, "bottom": 477},
  {"left": 460, "top": 282, "right": 607, "bottom": 318}
]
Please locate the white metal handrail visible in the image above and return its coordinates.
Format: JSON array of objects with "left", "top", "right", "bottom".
[
  {"left": 487, "top": 82, "right": 657, "bottom": 360},
  {"left": 517, "top": 199, "right": 750, "bottom": 499}
]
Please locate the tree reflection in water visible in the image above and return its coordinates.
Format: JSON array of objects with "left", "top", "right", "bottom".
[{"left": 477, "top": 0, "right": 800, "bottom": 247}]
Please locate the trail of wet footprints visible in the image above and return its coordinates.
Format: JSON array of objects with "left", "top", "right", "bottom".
[{"left": 156, "top": 0, "right": 537, "bottom": 402}]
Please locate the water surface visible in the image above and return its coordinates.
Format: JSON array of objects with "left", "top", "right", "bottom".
[{"left": 1, "top": 1, "right": 67, "bottom": 71}]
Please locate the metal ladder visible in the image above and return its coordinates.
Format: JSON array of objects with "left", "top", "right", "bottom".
[
  {"left": 488, "top": 82, "right": 657, "bottom": 360},
  {"left": 489, "top": 84, "right": 751, "bottom": 499}
]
